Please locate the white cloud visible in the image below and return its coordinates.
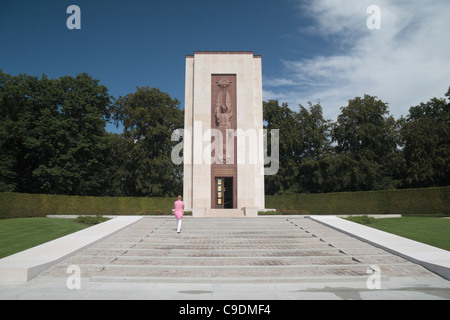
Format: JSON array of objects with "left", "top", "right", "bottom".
[{"left": 264, "top": 0, "right": 450, "bottom": 121}]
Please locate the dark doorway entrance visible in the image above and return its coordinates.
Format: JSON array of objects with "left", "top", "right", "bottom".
[
  {"left": 223, "top": 177, "right": 233, "bottom": 209},
  {"left": 215, "top": 177, "right": 234, "bottom": 209}
]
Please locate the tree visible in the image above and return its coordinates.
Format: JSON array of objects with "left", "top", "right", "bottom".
[
  {"left": 0, "top": 72, "right": 62, "bottom": 193},
  {"left": 445, "top": 86, "right": 450, "bottom": 106},
  {"left": 0, "top": 71, "right": 29, "bottom": 192},
  {"left": 263, "top": 100, "right": 301, "bottom": 195},
  {"left": 0, "top": 71, "right": 113, "bottom": 195},
  {"left": 331, "top": 95, "right": 400, "bottom": 191},
  {"left": 110, "top": 87, "right": 184, "bottom": 197},
  {"left": 400, "top": 96, "right": 450, "bottom": 187},
  {"left": 296, "top": 101, "right": 333, "bottom": 193},
  {"left": 35, "top": 73, "right": 112, "bottom": 195},
  {"left": 263, "top": 100, "right": 334, "bottom": 194}
]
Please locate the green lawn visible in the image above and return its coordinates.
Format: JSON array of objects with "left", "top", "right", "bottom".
[
  {"left": 0, "top": 218, "right": 90, "bottom": 259},
  {"left": 367, "top": 217, "right": 450, "bottom": 251}
]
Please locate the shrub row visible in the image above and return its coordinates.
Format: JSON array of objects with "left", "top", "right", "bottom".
[
  {"left": 1, "top": 187, "right": 449, "bottom": 219},
  {"left": 0, "top": 193, "right": 175, "bottom": 219},
  {"left": 265, "top": 187, "right": 450, "bottom": 216}
]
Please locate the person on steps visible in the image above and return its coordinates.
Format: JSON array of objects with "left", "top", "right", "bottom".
[{"left": 173, "top": 195, "right": 184, "bottom": 233}]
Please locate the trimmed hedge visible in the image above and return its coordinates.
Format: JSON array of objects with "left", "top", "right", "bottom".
[
  {"left": 265, "top": 187, "right": 450, "bottom": 216},
  {"left": 0, "top": 193, "right": 175, "bottom": 219},
  {"left": 1, "top": 187, "right": 449, "bottom": 219}
]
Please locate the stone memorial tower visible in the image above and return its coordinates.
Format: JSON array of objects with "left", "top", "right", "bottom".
[{"left": 183, "top": 52, "right": 265, "bottom": 217}]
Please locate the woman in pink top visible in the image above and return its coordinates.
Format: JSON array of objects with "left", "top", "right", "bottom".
[{"left": 173, "top": 195, "right": 184, "bottom": 233}]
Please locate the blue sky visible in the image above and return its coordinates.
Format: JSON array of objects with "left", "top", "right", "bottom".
[{"left": 1, "top": 0, "right": 449, "bottom": 133}]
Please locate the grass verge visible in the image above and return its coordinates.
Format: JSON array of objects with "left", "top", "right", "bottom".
[
  {"left": 0, "top": 217, "right": 100, "bottom": 259},
  {"left": 345, "top": 216, "right": 450, "bottom": 251}
]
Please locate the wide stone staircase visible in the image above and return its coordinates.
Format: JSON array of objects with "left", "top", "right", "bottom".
[{"left": 38, "top": 217, "right": 438, "bottom": 283}]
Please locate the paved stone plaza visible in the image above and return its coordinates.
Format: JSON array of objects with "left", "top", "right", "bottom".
[{"left": 1, "top": 217, "right": 450, "bottom": 300}]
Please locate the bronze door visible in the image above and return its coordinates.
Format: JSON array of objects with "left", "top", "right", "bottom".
[
  {"left": 215, "top": 177, "right": 234, "bottom": 209},
  {"left": 215, "top": 178, "right": 224, "bottom": 209}
]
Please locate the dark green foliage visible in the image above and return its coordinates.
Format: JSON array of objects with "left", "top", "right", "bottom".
[
  {"left": 0, "top": 69, "right": 449, "bottom": 202},
  {"left": 400, "top": 97, "right": 450, "bottom": 188},
  {"left": 1, "top": 187, "right": 448, "bottom": 219},
  {"left": 344, "top": 215, "right": 376, "bottom": 225},
  {"left": 74, "top": 215, "right": 110, "bottom": 225},
  {"left": 265, "top": 186, "right": 450, "bottom": 216},
  {"left": 264, "top": 100, "right": 332, "bottom": 194},
  {"left": 264, "top": 88, "right": 450, "bottom": 195},
  {"left": 0, "top": 71, "right": 184, "bottom": 198},
  {"left": 0, "top": 192, "right": 176, "bottom": 219},
  {"left": 331, "top": 95, "right": 402, "bottom": 191},
  {"left": 109, "top": 87, "right": 184, "bottom": 197},
  {"left": 0, "top": 71, "right": 112, "bottom": 196}
]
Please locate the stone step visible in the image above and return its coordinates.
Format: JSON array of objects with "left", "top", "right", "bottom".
[
  {"left": 107, "top": 233, "right": 316, "bottom": 240},
  {"left": 82, "top": 247, "right": 343, "bottom": 257},
  {"left": 99, "top": 243, "right": 335, "bottom": 250},
  {"left": 87, "top": 275, "right": 377, "bottom": 284},
  {"left": 63, "top": 255, "right": 361, "bottom": 266},
  {"left": 205, "top": 209, "right": 245, "bottom": 217},
  {"left": 42, "top": 263, "right": 375, "bottom": 279},
  {"left": 108, "top": 256, "right": 362, "bottom": 266},
  {"left": 101, "top": 238, "right": 325, "bottom": 245}
]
